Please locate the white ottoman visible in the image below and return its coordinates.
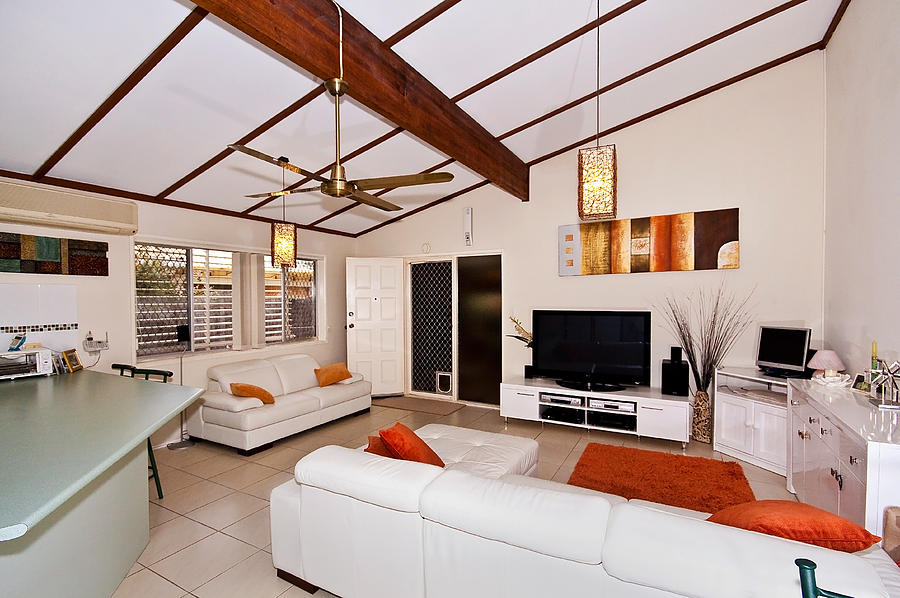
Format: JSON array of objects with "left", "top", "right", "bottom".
[{"left": 415, "top": 423, "right": 539, "bottom": 478}]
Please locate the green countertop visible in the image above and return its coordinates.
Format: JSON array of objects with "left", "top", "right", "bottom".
[{"left": 0, "top": 370, "right": 203, "bottom": 541}]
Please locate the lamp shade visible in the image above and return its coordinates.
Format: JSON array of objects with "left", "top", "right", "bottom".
[{"left": 807, "top": 350, "right": 845, "bottom": 376}]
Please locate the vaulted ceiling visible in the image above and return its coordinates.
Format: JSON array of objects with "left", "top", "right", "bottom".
[{"left": 0, "top": 0, "right": 847, "bottom": 237}]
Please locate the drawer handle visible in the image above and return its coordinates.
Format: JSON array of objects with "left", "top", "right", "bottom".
[
  {"left": 515, "top": 392, "right": 534, "bottom": 397},
  {"left": 790, "top": 400, "right": 800, "bottom": 406},
  {"left": 797, "top": 430, "right": 810, "bottom": 440},
  {"left": 849, "top": 456, "right": 860, "bottom": 465},
  {"left": 641, "top": 406, "right": 664, "bottom": 411},
  {"left": 821, "top": 427, "right": 832, "bottom": 436},
  {"left": 836, "top": 473, "right": 843, "bottom": 491},
  {"left": 809, "top": 417, "right": 819, "bottom": 424}
]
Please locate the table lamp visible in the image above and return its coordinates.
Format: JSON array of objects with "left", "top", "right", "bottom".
[{"left": 807, "top": 350, "right": 845, "bottom": 378}]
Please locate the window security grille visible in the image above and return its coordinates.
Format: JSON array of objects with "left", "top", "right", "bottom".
[
  {"left": 135, "top": 244, "right": 233, "bottom": 356},
  {"left": 410, "top": 261, "right": 453, "bottom": 393},
  {"left": 264, "top": 256, "right": 316, "bottom": 344}
]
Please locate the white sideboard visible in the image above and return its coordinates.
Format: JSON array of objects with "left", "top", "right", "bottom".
[
  {"left": 713, "top": 367, "right": 789, "bottom": 475},
  {"left": 788, "top": 379, "right": 900, "bottom": 536},
  {"left": 500, "top": 376, "right": 692, "bottom": 444}
]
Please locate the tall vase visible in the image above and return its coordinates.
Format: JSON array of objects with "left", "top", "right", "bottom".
[{"left": 692, "top": 390, "right": 711, "bottom": 443}]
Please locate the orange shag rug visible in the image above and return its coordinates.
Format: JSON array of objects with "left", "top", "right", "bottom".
[{"left": 568, "top": 443, "right": 755, "bottom": 513}]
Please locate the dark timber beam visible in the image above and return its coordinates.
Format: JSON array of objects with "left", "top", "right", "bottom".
[{"left": 191, "top": 0, "right": 530, "bottom": 201}]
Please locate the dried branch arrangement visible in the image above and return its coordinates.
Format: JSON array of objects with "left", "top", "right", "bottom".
[
  {"left": 660, "top": 283, "right": 755, "bottom": 394},
  {"left": 507, "top": 316, "right": 533, "bottom": 347}
]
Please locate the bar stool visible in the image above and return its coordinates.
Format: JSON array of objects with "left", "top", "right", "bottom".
[
  {"left": 133, "top": 368, "right": 174, "bottom": 500},
  {"left": 111, "top": 365, "right": 173, "bottom": 500}
]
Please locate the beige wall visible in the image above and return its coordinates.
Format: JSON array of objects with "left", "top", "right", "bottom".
[
  {"left": 358, "top": 54, "right": 828, "bottom": 388},
  {"left": 824, "top": 0, "right": 900, "bottom": 373}
]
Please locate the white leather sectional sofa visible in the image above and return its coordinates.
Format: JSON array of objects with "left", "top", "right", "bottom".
[
  {"left": 270, "top": 424, "right": 900, "bottom": 598},
  {"left": 185, "top": 354, "right": 371, "bottom": 453}
]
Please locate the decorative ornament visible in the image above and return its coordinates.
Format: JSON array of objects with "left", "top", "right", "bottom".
[{"left": 507, "top": 317, "right": 533, "bottom": 347}]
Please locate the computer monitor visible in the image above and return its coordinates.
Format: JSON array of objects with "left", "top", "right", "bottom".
[{"left": 756, "top": 326, "right": 811, "bottom": 376}]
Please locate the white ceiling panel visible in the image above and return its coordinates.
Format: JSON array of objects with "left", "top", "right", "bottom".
[
  {"left": 49, "top": 16, "right": 319, "bottom": 194},
  {"left": 0, "top": 0, "right": 192, "bottom": 174},
  {"left": 393, "top": 0, "right": 628, "bottom": 98},
  {"left": 173, "top": 94, "right": 395, "bottom": 207},
  {"left": 459, "top": 0, "right": 785, "bottom": 138},
  {"left": 338, "top": 0, "right": 442, "bottom": 41},
  {"left": 323, "top": 162, "right": 482, "bottom": 234},
  {"left": 503, "top": 0, "right": 839, "bottom": 162},
  {"left": 339, "top": 131, "right": 448, "bottom": 183}
]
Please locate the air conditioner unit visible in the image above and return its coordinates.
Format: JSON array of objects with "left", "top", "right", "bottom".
[{"left": 0, "top": 181, "right": 138, "bottom": 235}]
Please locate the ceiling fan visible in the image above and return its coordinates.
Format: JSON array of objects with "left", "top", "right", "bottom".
[{"left": 231, "top": 1, "right": 454, "bottom": 212}]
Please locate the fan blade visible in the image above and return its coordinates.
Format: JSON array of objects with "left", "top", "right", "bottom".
[
  {"left": 228, "top": 144, "right": 329, "bottom": 183},
  {"left": 352, "top": 171, "right": 454, "bottom": 191},
  {"left": 244, "top": 186, "right": 320, "bottom": 199},
  {"left": 350, "top": 188, "right": 402, "bottom": 211}
]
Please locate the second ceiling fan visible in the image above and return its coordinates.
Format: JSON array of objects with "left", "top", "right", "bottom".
[{"left": 231, "top": 1, "right": 454, "bottom": 212}]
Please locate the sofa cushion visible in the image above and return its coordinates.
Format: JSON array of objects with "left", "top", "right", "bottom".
[
  {"left": 200, "top": 390, "right": 263, "bottom": 412},
  {"left": 203, "top": 393, "right": 319, "bottom": 431},
  {"left": 295, "top": 445, "right": 443, "bottom": 512},
  {"left": 856, "top": 545, "right": 900, "bottom": 598},
  {"left": 208, "top": 359, "right": 284, "bottom": 397},
  {"left": 269, "top": 354, "right": 320, "bottom": 394},
  {"left": 314, "top": 362, "right": 352, "bottom": 387},
  {"left": 500, "top": 474, "right": 626, "bottom": 505},
  {"left": 415, "top": 424, "right": 538, "bottom": 478},
  {"left": 230, "top": 382, "right": 275, "bottom": 404},
  {"left": 380, "top": 423, "right": 446, "bottom": 467},
  {"left": 628, "top": 498, "right": 710, "bottom": 520},
  {"left": 299, "top": 379, "right": 372, "bottom": 409},
  {"left": 707, "top": 500, "right": 881, "bottom": 552},
  {"left": 603, "top": 502, "right": 889, "bottom": 598},
  {"left": 420, "top": 469, "right": 611, "bottom": 564}
]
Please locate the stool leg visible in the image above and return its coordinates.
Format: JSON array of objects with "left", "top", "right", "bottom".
[{"left": 147, "top": 439, "right": 163, "bottom": 499}]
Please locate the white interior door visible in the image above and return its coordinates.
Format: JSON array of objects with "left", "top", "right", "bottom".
[{"left": 346, "top": 258, "right": 404, "bottom": 396}]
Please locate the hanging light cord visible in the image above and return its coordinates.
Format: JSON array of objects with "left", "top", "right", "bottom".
[
  {"left": 595, "top": 0, "right": 600, "bottom": 149},
  {"left": 281, "top": 167, "right": 286, "bottom": 222},
  {"left": 332, "top": 0, "right": 343, "bottom": 78}
]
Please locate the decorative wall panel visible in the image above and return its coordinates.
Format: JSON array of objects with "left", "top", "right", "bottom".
[
  {"left": 559, "top": 208, "right": 739, "bottom": 276},
  {"left": 0, "top": 233, "right": 108, "bottom": 276}
]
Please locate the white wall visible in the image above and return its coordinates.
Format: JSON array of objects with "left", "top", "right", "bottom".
[
  {"left": 824, "top": 0, "right": 900, "bottom": 373},
  {"left": 357, "top": 54, "right": 827, "bottom": 389}
]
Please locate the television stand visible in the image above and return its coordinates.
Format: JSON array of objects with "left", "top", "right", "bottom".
[
  {"left": 500, "top": 376, "right": 691, "bottom": 444},
  {"left": 555, "top": 380, "right": 625, "bottom": 392}
]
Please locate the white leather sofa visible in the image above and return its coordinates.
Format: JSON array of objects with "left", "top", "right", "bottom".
[
  {"left": 270, "top": 425, "right": 900, "bottom": 598},
  {"left": 185, "top": 354, "right": 371, "bottom": 453}
]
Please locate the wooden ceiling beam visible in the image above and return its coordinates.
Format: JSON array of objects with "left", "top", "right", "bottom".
[
  {"left": 819, "top": 0, "right": 851, "bottom": 49},
  {"left": 192, "top": 0, "right": 529, "bottom": 201}
]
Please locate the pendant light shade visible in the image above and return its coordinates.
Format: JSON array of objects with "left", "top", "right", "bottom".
[
  {"left": 578, "top": 144, "right": 617, "bottom": 220},
  {"left": 271, "top": 221, "right": 297, "bottom": 268}
]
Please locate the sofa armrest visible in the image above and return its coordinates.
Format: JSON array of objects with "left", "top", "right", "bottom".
[
  {"left": 295, "top": 445, "right": 443, "bottom": 513},
  {"left": 200, "top": 390, "right": 264, "bottom": 412},
  {"left": 603, "top": 502, "right": 889, "bottom": 598}
]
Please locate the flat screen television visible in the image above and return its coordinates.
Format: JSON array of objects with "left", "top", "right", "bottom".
[
  {"left": 755, "top": 325, "right": 811, "bottom": 377},
  {"left": 531, "top": 310, "right": 651, "bottom": 391}
]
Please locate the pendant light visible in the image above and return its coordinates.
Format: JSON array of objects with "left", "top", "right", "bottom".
[
  {"left": 578, "top": 2, "right": 616, "bottom": 221},
  {"left": 271, "top": 163, "right": 297, "bottom": 268}
]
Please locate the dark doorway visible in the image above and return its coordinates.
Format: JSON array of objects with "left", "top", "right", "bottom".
[{"left": 458, "top": 255, "right": 502, "bottom": 404}]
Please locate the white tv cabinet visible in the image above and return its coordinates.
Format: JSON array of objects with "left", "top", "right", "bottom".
[
  {"left": 500, "top": 376, "right": 692, "bottom": 445},
  {"left": 713, "top": 367, "right": 789, "bottom": 476}
]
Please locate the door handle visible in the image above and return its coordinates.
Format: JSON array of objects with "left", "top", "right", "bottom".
[
  {"left": 797, "top": 430, "right": 810, "bottom": 440},
  {"left": 849, "top": 456, "right": 860, "bottom": 465},
  {"left": 808, "top": 417, "right": 819, "bottom": 424},
  {"left": 790, "top": 400, "right": 800, "bottom": 406},
  {"left": 836, "top": 473, "right": 843, "bottom": 491},
  {"left": 821, "top": 427, "right": 831, "bottom": 436}
]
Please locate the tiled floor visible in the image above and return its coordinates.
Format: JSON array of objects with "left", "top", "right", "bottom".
[{"left": 114, "top": 403, "right": 795, "bottom": 597}]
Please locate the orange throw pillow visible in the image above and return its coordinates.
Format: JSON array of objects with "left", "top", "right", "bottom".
[
  {"left": 364, "top": 436, "right": 395, "bottom": 458},
  {"left": 230, "top": 382, "right": 275, "bottom": 404},
  {"left": 379, "top": 423, "right": 445, "bottom": 467},
  {"left": 707, "top": 500, "right": 881, "bottom": 552},
  {"left": 314, "top": 362, "right": 352, "bottom": 387}
]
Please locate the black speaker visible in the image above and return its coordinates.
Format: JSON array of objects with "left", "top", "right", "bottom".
[
  {"left": 524, "top": 365, "right": 534, "bottom": 379},
  {"left": 176, "top": 324, "right": 190, "bottom": 343},
  {"left": 661, "top": 359, "right": 689, "bottom": 396},
  {"left": 671, "top": 346, "right": 682, "bottom": 362}
]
